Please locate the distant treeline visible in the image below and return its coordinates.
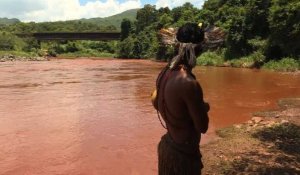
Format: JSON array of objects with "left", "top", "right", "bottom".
[
  {"left": 0, "top": 0, "right": 299, "bottom": 70},
  {"left": 0, "top": 18, "right": 20, "bottom": 26},
  {"left": 119, "top": 0, "right": 299, "bottom": 61},
  {"left": 0, "top": 16, "right": 121, "bottom": 57},
  {"left": 0, "top": 9, "right": 135, "bottom": 57}
]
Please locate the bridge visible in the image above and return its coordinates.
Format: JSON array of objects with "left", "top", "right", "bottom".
[{"left": 16, "top": 32, "right": 121, "bottom": 41}]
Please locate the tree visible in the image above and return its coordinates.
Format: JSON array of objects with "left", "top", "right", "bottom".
[
  {"left": 157, "top": 13, "right": 173, "bottom": 29},
  {"left": 226, "top": 15, "right": 250, "bottom": 58},
  {"left": 267, "top": 0, "right": 300, "bottom": 59},
  {"left": 136, "top": 4, "right": 158, "bottom": 33},
  {"left": 0, "top": 32, "right": 26, "bottom": 51},
  {"left": 117, "top": 36, "right": 135, "bottom": 58},
  {"left": 245, "top": 0, "right": 271, "bottom": 38},
  {"left": 105, "top": 25, "right": 117, "bottom": 31},
  {"left": 172, "top": 2, "right": 200, "bottom": 25},
  {"left": 120, "top": 18, "right": 132, "bottom": 41},
  {"left": 0, "top": 32, "right": 15, "bottom": 50},
  {"left": 157, "top": 7, "right": 171, "bottom": 15}
]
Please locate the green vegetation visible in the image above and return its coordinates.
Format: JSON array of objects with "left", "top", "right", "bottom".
[
  {"left": 59, "top": 52, "right": 115, "bottom": 58},
  {"left": 0, "top": 50, "right": 38, "bottom": 57},
  {"left": 116, "top": 1, "right": 299, "bottom": 71},
  {"left": 197, "top": 51, "right": 225, "bottom": 66},
  {"left": 0, "top": 10, "right": 132, "bottom": 58},
  {"left": 196, "top": 50, "right": 266, "bottom": 68},
  {"left": 0, "top": 32, "right": 25, "bottom": 50},
  {"left": 2, "top": 21, "right": 117, "bottom": 33},
  {"left": 79, "top": 9, "right": 138, "bottom": 30},
  {"left": 118, "top": 3, "right": 202, "bottom": 59},
  {"left": 0, "top": 1, "right": 299, "bottom": 71},
  {"left": 45, "top": 40, "right": 117, "bottom": 57},
  {"left": 0, "top": 18, "right": 20, "bottom": 26},
  {"left": 228, "top": 51, "right": 266, "bottom": 68},
  {"left": 0, "top": 9, "right": 138, "bottom": 33},
  {"left": 263, "top": 57, "right": 300, "bottom": 71}
]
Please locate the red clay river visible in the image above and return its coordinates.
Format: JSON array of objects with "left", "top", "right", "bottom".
[{"left": 0, "top": 58, "right": 299, "bottom": 174}]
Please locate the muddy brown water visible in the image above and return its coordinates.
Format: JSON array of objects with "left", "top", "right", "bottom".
[{"left": 0, "top": 58, "right": 299, "bottom": 175}]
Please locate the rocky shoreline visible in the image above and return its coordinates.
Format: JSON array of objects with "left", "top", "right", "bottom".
[
  {"left": 0, "top": 54, "right": 49, "bottom": 62},
  {"left": 202, "top": 98, "right": 300, "bottom": 174}
]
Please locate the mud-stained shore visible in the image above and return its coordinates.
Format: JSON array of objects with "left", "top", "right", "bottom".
[
  {"left": 202, "top": 98, "right": 300, "bottom": 174},
  {"left": 0, "top": 54, "right": 48, "bottom": 62}
]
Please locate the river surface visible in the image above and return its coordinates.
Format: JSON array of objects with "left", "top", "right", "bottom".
[{"left": 0, "top": 58, "right": 299, "bottom": 175}]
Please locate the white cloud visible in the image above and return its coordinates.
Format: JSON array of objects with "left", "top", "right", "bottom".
[
  {"left": 155, "top": 0, "right": 205, "bottom": 9},
  {"left": 0, "top": 0, "right": 142, "bottom": 22}
]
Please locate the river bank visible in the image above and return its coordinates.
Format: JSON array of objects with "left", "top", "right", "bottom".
[
  {"left": 202, "top": 98, "right": 300, "bottom": 174},
  {"left": 0, "top": 51, "right": 48, "bottom": 62},
  {"left": 0, "top": 54, "right": 113, "bottom": 62},
  {"left": 0, "top": 54, "right": 48, "bottom": 62},
  {"left": 0, "top": 51, "right": 299, "bottom": 73},
  {"left": 196, "top": 51, "right": 300, "bottom": 72},
  {"left": 0, "top": 52, "right": 117, "bottom": 62}
]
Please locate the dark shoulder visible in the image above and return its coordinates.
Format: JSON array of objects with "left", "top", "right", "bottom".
[
  {"left": 185, "top": 78, "right": 201, "bottom": 93},
  {"left": 180, "top": 70, "right": 198, "bottom": 84},
  {"left": 179, "top": 71, "right": 202, "bottom": 94}
]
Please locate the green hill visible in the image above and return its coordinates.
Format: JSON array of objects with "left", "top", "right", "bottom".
[
  {"left": 78, "top": 8, "right": 139, "bottom": 29},
  {"left": 1, "top": 9, "right": 138, "bottom": 33},
  {"left": 0, "top": 18, "right": 20, "bottom": 26}
]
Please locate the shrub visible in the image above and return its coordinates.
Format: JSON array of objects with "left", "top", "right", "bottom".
[
  {"left": 0, "top": 32, "right": 26, "bottom": 51},
  {"left": 22, "top": 37, "right": 40, "bottom": 52},
  {"left": 262, "top": 57, "right": 300, "bottom": 71},
  {"left": 196, "top": 51, "right": 224, "bottom": 66},
  {"left": 59, "top": 51, "right": 115, "bottom": 58},
  {"left": 230, "top": 51, "right": 266, "bottom": 68},
  {"left": 65, "top": 42, "right": 79, "bottom": 53},
  {"left": 247, "top": 38, "right": 267, "bottom": 53},
  {"left": 47, "top": 48, "right": 57, "bottom": 57}
]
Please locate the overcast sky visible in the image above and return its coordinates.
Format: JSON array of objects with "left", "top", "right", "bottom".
[{"left": 0, "top": 0, "right": 205, "bottom": 22}]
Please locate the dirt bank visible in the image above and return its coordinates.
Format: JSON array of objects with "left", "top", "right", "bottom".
[
  {"left": 0, "top": 54, "right": 48, "bottom": 62},
  {"left": 202, "top": 98, "right": 300, "bottom": 174}
]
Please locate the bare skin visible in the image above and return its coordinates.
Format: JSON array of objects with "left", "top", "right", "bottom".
[{"left": 154, "top": 65, "right": 209, "bottom": 144}]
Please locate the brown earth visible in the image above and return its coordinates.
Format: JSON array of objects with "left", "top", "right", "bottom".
[
  {"left": 202, "top": 98, "right": 300, "bottom": 175},
  {"left": 0, "top": 54, "right": 48, "bottom": 61}
]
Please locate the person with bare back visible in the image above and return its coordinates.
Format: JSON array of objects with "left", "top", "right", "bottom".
[{"left": 152, "top": 23, "right": 210, "bottom": 175}]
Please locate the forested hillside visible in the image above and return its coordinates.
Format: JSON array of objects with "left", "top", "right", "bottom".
[
  {"left": 118, "top": 0, "right": 299, "bottom": 70},
  {"left": 0, "top": 9, "right": 137, "bottom": 58},
  {"left": 0, "top": 9, "right": 138, "bottom": 33},
  {"left": 78, "top": 9, "right": 138, "bottom": 30},
  {"left": 0, "top": 18, "right": 20, "bottom": 26}
]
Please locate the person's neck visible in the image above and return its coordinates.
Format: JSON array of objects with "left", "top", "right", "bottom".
[
  {"left": 179, "top": 64, "right": 196, "bottom": 79},
  {"left": 179, "top": 64, "right": 192, "bottom": 72},
  {"left": 169, "top": 63, "right": 193, "bottom": 72}
]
